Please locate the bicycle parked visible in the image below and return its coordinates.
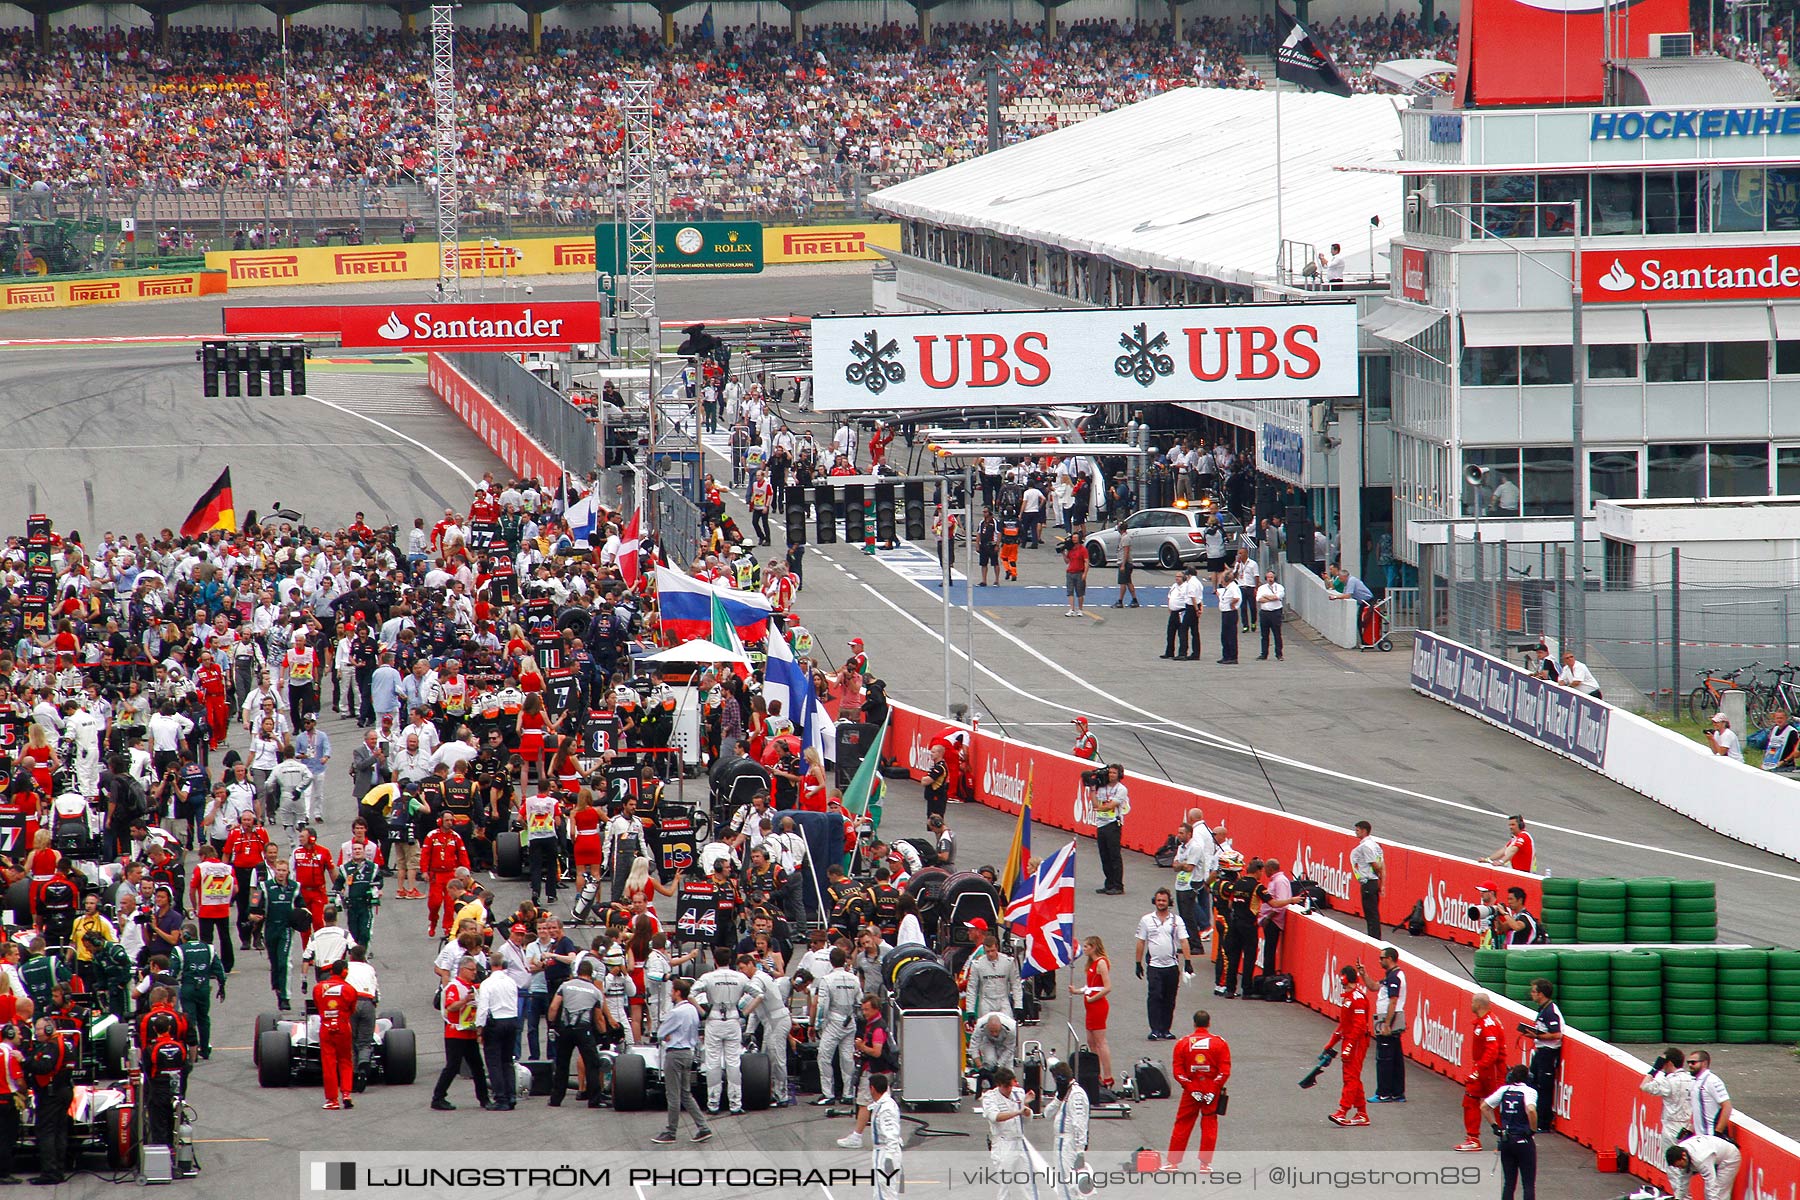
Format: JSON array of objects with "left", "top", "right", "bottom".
[
  {"left": 1756, "top": 663, "right": 1800, "bottom": 729},
  {"left": 1687, "top": 662, "right": 1765, "bottom": 726}
]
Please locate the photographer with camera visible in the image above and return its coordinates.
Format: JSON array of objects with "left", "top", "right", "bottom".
[{"left": 1082, "top": 764, "right": 1129, "bottom": 896}]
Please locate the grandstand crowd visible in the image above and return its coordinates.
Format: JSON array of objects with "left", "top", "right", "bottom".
[{"left": 0, "top": 14, "right": 1458, "bottom": 221}]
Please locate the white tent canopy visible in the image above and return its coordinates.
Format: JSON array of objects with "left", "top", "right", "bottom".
[
  {"left": 640, "top": 639, "right": 751, "bottom": 665},
  {"left": 870, "top": 86, "right": 1405, "bottom": 289}
]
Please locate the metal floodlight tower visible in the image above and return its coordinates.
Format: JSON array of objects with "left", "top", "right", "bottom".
[
  {"left": 617, "top": 78, "right": 659, "bottom": 356},
  {"left": 430, "top": 5, "right": 462, "bottom": 301}
]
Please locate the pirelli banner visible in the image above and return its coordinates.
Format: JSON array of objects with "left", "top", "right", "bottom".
[
  {"left": 209, "top": 224, "right": 897, "bottom": 289},
  {"left": 764, "top": 222, "right": 899, "bottom": 264},
  {"left": 207, "top": 237, "right": 599, "bottom": 288},
  {"left": 811, "top": 302, "right": 1360, "bottom": 411},
  {"left": 0, "top": 270, "right": 227, "bottom": 311}
]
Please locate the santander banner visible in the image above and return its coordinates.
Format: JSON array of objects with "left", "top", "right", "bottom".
[
  {"left": 1583, "top": 245, "right": 1800, "bottom": 303},
  {"left": 883, "top": 701, "right": 1537, "bottom": 946},
  {"left": 1455, "top": 0, "right": 1688, "bottom": 106},
  {"left": 809, "top": 303, "right": 1358, "bottom": 411},
  {"left": 1282, "top": 914, "right": 1800, "bottom": 1196},
  {"left": 223, "top": 302, "right": 601, "bottom": 351}
]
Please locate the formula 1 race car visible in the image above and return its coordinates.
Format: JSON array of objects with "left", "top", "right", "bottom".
[
  {"left": 253, "top": 1008, "right": 416, "bottom": 1089},
  {"left": 606, "top": 1044, "right": 774, "bottom": 1112},
  {"left": 253, "top": 927, "right": 416, "bottom": 1088},
  {"left": 19, "top": 1083, "right": 138, "bottom": 1173}
]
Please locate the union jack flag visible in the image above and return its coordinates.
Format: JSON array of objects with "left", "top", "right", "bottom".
[{"left": 1005, "top": 840, "right": 1077, "bottom": 979}]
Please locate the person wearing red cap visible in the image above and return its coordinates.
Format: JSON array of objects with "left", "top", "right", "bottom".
[
  {"left": 1071, "top": 717, "right": 1098, "bottom": 761},
  {"left": 845, "top": 638, "right": 869, "bottom": 681}
]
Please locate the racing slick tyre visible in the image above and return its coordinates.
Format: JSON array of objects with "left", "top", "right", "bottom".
[
  {"left": 258, "top": 1030, "right": 294, "bottom": 1088},
  {"left": 103, "top": 1022, "right": 131, "bottom": 1078},
  {"left": 382, "top": 1028, "right": 417, "bottom": 1085},
  {"left": 100, "top": 1103, "right": 138, "bottom": 1170},
  {"left": 254, "top": 1013, "right": 280, "bottom": 1065},
  {"left": 613, "top": 1053, "right": 648, "bottom": 1112},
  {"left": 495, "top": 832, "right": 525, "bottom": 879},
  {"left": 742, "top": 1052, "right": 773, "bottom": 1110},
  {"left": 380, "top": 1011, "right": 407, "bottom": 1029}
]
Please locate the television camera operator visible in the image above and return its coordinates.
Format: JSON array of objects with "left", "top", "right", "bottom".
[{"left": 1081, "top": 764, "right": 1130, "bottom": 896}]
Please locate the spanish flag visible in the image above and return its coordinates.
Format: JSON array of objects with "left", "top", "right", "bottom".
[{"left": 179, "top": 467, "right": 236, "bottom": 537}]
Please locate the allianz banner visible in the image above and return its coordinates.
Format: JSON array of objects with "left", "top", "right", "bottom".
[
  {"left": 1410, "top": 632, "right": 1609, "bottom": 769},
  {"left": 883, "top": 701, "right": 1537, "bottom": 946}
]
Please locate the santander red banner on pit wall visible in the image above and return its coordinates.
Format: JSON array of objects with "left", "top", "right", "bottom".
[
  {"left": 1283, "top": 913, "right": 1800, "bottom": 1195},
  {"left": 882, "top": 701, "right": 1538, "bottom": 947},
  {"left": 426, "top": 353, "right": 563, "bottom": 486},
  {"left": 222, "top": 301, "right": 602, "bottom": 352}
]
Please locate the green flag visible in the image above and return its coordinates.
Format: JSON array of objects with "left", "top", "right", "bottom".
[
  {"left": 710, "top": 591, "right": 747, "bottom": 663},
  {"left": 840, "top": 713, "right": 889, "bottom": 819}
]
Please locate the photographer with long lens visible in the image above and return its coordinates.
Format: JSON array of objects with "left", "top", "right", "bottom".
[{"left": 1083, "top": 764, "right": 1129, "bottom": 896}]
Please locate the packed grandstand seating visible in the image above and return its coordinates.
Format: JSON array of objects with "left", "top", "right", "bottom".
[{"left": 0, "top": 15, "right": 1458, "bottom": 221}]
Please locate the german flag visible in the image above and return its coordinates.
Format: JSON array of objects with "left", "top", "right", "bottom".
[{"left": 179, "top": 467, "right": 236, "bottom": 537}]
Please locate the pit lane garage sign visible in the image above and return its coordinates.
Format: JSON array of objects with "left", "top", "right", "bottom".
[
  {"left": 223, "top": 301, "right": 602, "bottom": 351},
  {"left": 809, "top": 303, "right": 1358, "bottom": 411}
]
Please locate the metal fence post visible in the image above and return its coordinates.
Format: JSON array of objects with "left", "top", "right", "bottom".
[
  {"left": 1555, "top": 546, "right": 1568, "bottom": 652},
  {"left": 1670, "top": 548, "right": 1682, "bottom": 719},
  {"left": 1652, "top": 591, "right": 1662, "bottom": 715}
]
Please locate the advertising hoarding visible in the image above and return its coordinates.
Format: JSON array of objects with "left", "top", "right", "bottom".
[{"left": 810, "top": 303, "right": 1359, "bottom": 412}]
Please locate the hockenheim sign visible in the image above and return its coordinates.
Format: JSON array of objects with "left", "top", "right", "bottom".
[{"left": 809, "top": 303, "right": 1359, "bottom": 411}]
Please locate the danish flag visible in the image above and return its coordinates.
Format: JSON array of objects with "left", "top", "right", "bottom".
[{"left": 1005, "top": 840, "right": 1077, "bottom": 979}]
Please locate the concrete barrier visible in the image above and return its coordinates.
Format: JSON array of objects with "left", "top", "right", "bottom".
[
  {"left": 1282, "top": 560, "right": 1359, "bottom": 648},
  {"left": 1410, "top": 630, "right": 1800, "bottom": 864}
]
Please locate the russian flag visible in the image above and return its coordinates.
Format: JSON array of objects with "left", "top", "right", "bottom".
[{"left": 655, "top": 564, "right": 772, "bottom": 643}]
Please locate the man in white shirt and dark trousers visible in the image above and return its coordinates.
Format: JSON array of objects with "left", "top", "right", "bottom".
[
  {"left": 1255, "top": 571, "right": 1285, "bottom": 660},
  {"left": 1526, "top": 979, "right": 1562, "bottom": 1131},
  {"left": 1214, "top": 570, "right": 1241, "bottom": 665},
  {"left": 1371, "top": 946, "right": 1406, "bottom": 1104},
  {"left": 1232, "top": 549, "right": 1260, "bottom": 632},
  {"left": 1480, "top": 1065, "right": 1538, "bottom": 1200},
  {"left": 1350, "top": 821, "right": 1383, "bottom": 939},
  {"left": 1162, "top": 570, "right": 1198, "bottom": 661},
  {"left": 475, "top": 952, "right": 522, "bottom": 1110},
  {"left": 1134, "top": 890, "right": 1195, "bottom": 1041}
]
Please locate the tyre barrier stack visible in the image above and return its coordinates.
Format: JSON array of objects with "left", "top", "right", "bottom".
[{"left": 1541, "top": 877, "right": 1717, "bottom": 944}]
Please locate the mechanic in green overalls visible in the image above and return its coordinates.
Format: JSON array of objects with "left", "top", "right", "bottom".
[
  {"left": 339, "top": 840, "right": 383, "bottom": 949},
  {"left": 172, "top": 922, "right": 227, "bottom": 1059},
  {"left": 263, "top": 857, "right": 302, "bottom": 1012}
]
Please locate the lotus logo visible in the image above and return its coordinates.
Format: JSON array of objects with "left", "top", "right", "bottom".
[
  {"left": 1598, "top": 260, "right": 1636, "bottom": 292},
  {"left": 377, "top": 312, "right": 409, "bottom": 340}
]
